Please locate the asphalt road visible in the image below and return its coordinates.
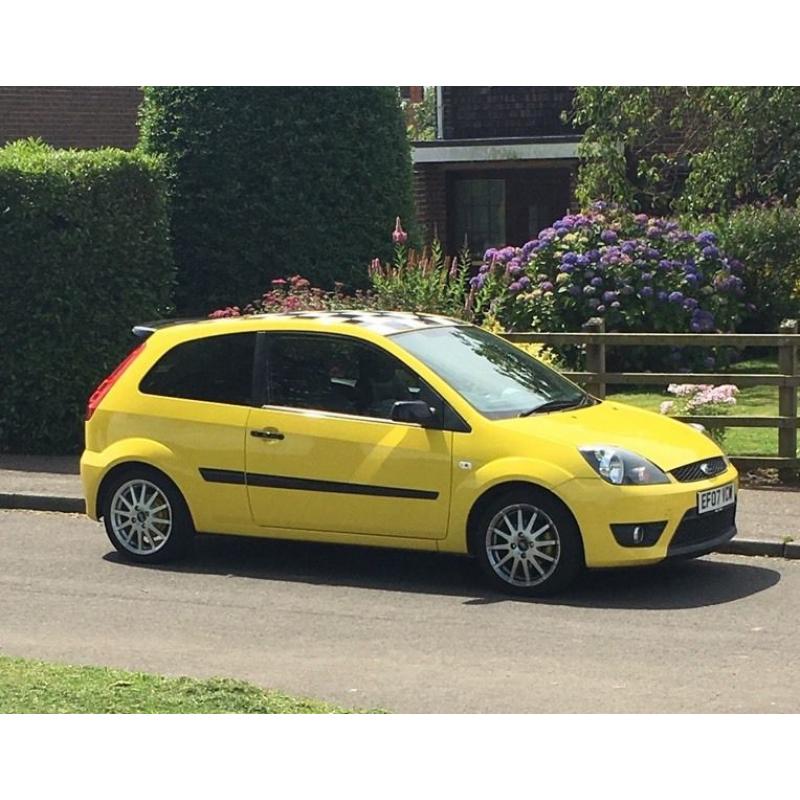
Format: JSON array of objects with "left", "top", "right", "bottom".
[{"left": 2, "top": 508, "right": 798, "bottom": 712}]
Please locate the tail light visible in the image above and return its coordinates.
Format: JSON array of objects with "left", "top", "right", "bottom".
[{"left": 86, "top": 343, "right": 146, "bottom": 421}]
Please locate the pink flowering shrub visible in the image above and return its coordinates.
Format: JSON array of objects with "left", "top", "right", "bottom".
[
  {"left": 209, "top": 274, "right": 376, "bottom": 318},
  {"left": 659, "top": 383, "right": 739, "bottom": 445},
  {"left": 208, "top": 218, "right": 470, "bottom": 320}
]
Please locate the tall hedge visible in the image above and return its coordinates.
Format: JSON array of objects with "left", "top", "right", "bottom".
[
  {"left": 0, "top": 140, "right": 174, "bottom": 454},
  {"left": 138, "top": 87, "right": 414, "bottom": 314}
]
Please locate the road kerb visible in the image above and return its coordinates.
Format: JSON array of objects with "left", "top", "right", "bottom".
[
  {"left": 717, "top": 538, "right": 798, "bottom": 559},
  {"left": 783, "top": 541, "right": 800, "bottom": 560},
  {"left": 0, "top": 493, "right": 85, "bottom": 514}
]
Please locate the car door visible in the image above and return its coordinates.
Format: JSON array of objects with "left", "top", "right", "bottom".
[{"left": 244, "top": 331, "right": 453, "bottom": 539}]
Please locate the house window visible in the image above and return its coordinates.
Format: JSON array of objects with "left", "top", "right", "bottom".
[{"left": 451, "top": 179, "right": 506, "bottom": 256}]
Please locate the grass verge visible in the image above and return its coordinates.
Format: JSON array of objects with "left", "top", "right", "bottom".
[{"left": 0, "top": 656, "right": 362, "bottom": 714}]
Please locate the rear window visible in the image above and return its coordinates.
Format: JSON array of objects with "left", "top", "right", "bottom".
[{"left": 139, "top": 333, "right": 256, "bottom": 406}]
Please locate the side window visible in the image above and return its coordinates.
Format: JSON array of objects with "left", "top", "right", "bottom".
[
  {"left": 140, "top": 333, "right": 256, "bottom": 406},
  {"left": 267, "top": 334, "right": 442, "bottom": 423}
]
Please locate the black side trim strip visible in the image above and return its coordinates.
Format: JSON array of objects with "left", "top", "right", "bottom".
[
  {"left": 199, "top": 467, "right": 438, "bottom": 500},
  {"left": 199, "top": 468, "right": 246, "bottom": 485}
]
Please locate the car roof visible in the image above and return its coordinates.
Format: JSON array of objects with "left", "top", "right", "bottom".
[{"left": 133, "top": 310, "right": 466, "bottom": 341}]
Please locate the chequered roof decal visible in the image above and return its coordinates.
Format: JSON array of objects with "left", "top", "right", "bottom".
[{"left": 253, "top": 310, "right": 463, "bottom": 334}]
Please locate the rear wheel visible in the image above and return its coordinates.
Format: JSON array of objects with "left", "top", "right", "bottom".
[
  {"left": 471, "top": 489, "right": 583, "bottom": 596},
  {"left": 102, "top": 467, "right": 194, "bottom": 563}
]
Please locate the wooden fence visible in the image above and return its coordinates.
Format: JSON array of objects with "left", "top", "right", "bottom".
[{"left": 503, "top": 319, "right": 800, "bottom": 479}]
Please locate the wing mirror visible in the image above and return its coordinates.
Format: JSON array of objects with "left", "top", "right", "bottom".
[{"left": 391, "top": 400, "right": 436, "bottom": 427}]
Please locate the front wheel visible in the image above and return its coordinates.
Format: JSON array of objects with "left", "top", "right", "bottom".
[
  {"left": 471, "top": 489, "right": 584, "bottom": 597},
  {"left": 102, "top": 467, "right": 194, "bottom": 563}
]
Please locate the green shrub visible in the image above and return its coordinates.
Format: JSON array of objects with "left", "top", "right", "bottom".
[
  {"left": 367, "top": 218, "right": 470, "bottom": 316},
  {"left": 0, "top": 139, "right": 174, "bottom": 454},
  {"left": 139, "top": 87, "right": 414, "bottom": 315},
  {"left": 691, "top": 205, "right": 800, "bottom": 332}
]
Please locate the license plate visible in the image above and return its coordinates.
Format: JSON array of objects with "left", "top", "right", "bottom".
[{"left": 697, "top": 482, "right": 736, "bottom": 515}]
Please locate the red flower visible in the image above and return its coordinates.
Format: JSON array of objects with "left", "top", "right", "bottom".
[{"left": 392, "top": 216, "right": 408, "bottom": 245}]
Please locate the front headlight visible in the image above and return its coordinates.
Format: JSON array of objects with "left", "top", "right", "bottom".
[{"left": 579, "top": 445, "right": 670, "bottom": 486}]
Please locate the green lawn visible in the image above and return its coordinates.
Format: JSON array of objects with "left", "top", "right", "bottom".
[
  {"left": 0, "top": 656, "right": 364, "bottom": 714},
  {"left": 607, "top": 358, "right": 798, "bottom": 458}
]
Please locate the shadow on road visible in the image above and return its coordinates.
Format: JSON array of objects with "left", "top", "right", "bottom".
[{"left": 103, "top": 531, "right": 782, "bottom": 610}]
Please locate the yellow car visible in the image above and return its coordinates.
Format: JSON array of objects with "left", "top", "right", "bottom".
[{"left": 81, "top": 311, "right": 737, "bottom": 596}]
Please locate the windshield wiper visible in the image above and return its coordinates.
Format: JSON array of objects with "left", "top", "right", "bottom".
[{"left": 519, "top": 395, "right": 592, "bottom": 417}]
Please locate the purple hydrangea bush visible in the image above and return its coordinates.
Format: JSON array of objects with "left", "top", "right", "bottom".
[{"left": 468, "top": 203, "right": 750, "bottom": 370}]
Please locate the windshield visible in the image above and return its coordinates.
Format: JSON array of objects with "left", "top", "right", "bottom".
[{"left": 392, "top": 325, "right": 588, "bottom": 420}]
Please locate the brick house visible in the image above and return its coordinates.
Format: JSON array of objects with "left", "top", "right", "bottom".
[
  {"left": 0, "top": 87, "right": 142, "bottom": 149},
  {"left": 0, "top": 85, "right": 580, "bottom": 259},
  {"left": 412, "top": 87, "right": 580, "bottom": 256}
]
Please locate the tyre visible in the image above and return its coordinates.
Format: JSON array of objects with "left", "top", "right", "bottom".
[
  {"left": 471, "top": 488, "right": 584, "bottom": 597},
  {"left": 101, "top": 466, "right": 194, "bottom": 564}
]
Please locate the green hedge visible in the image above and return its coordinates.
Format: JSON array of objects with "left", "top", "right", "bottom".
[
  {"left": 138, "top": 86, "right": 414, "bottom": 314},
  {"left": 0, "top": 140, "right": 174, "bottom": 454}
]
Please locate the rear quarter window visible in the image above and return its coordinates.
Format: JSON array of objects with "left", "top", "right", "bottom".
[{"left": 139, "top": 332, "right": 256, "bottom": 406}]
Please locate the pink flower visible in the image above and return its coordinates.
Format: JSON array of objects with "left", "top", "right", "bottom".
[
  {"left": 667, "top": 383, "right": 707, "bottom": 398},
  {"left": 369, "top": 258, "right": 383, "bottom": 277},
  {"left": 659, "top": 400, "right": 675, "bottom": 415},
  {"left": 392, "top": 216, "right": 408, "bottom": 245},
  {"left": 208, "top": 306, "right": 240, "bottom": 318},
  {"left": 271, "top": 278, "right": 287, "bottom": 286},
  {"left": 711, "top": 385, "right": 739, "bottom": 404}
]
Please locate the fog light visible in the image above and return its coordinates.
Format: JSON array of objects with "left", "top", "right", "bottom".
[{"left": 611, "top": 521, "right": 667, "bottom": 547}]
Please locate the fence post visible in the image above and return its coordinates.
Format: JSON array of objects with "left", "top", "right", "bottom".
[
  {"left": 582, "top": 317, "right": 606, "bottom": 399},
  {"left": 778, "top": 319, "right": 799, "bottom": 482}
]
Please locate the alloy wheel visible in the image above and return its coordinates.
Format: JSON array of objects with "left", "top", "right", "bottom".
[
  {"left": 485, "top": 503, "right": 561, "bottom": 588},
  {"left": 109, "top": 479, "right": 173, "bottom": 555}
]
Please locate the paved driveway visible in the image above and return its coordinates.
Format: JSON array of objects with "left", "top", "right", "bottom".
[{"left": 1, "top": 509, "right": 798, "bottom": 712}]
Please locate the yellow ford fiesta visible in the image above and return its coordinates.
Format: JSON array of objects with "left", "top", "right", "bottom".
[{"left": 81, "top": 311, "right": 737, "bottom": 596}]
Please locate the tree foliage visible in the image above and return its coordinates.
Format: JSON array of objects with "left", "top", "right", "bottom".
[
  {"left": 139, "top": 87, "right": 414, "bottom": 314},
  {"left": 693, "top": 204, "right": 800, "bottom": 331},
  {"left": 404, "top": 87, "right": 438, "bottom": 141},
  {"left": 571, "top": 87, "right": 800, "bottom": 215}
]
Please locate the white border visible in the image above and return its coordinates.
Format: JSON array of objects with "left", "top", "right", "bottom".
[
  {"left": 0, "top": 714, "right": 795, "bottom": 799},
  {"left": 2, "top": 2, "right": 799, "bottom": 85}
]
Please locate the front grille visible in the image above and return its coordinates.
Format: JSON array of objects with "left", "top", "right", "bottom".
[
  {"left": 668, "top": 504, "right": 736, "bottom": 554},
  {"left": 671, "top": 456, "right": 728, "bottom": 483}
]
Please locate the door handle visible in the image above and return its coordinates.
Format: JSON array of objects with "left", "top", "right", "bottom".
[{"left": 251, "top": 428, "right": 285, "bottom": 441}]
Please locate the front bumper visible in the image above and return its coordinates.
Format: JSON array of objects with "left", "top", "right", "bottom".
[
  {"left": 665, "top": 504, "right": 737, "bottom": 558},
  {"left": 558, "top": 467, "right": 739, "bottom": 568}
]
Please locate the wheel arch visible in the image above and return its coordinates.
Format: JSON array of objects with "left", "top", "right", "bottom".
[
  {"left": 465, "top": 480, "right": 585, "bottom": 564},
  {"left": 96, "top": 460, "right": 194, "bottom": 528}
]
